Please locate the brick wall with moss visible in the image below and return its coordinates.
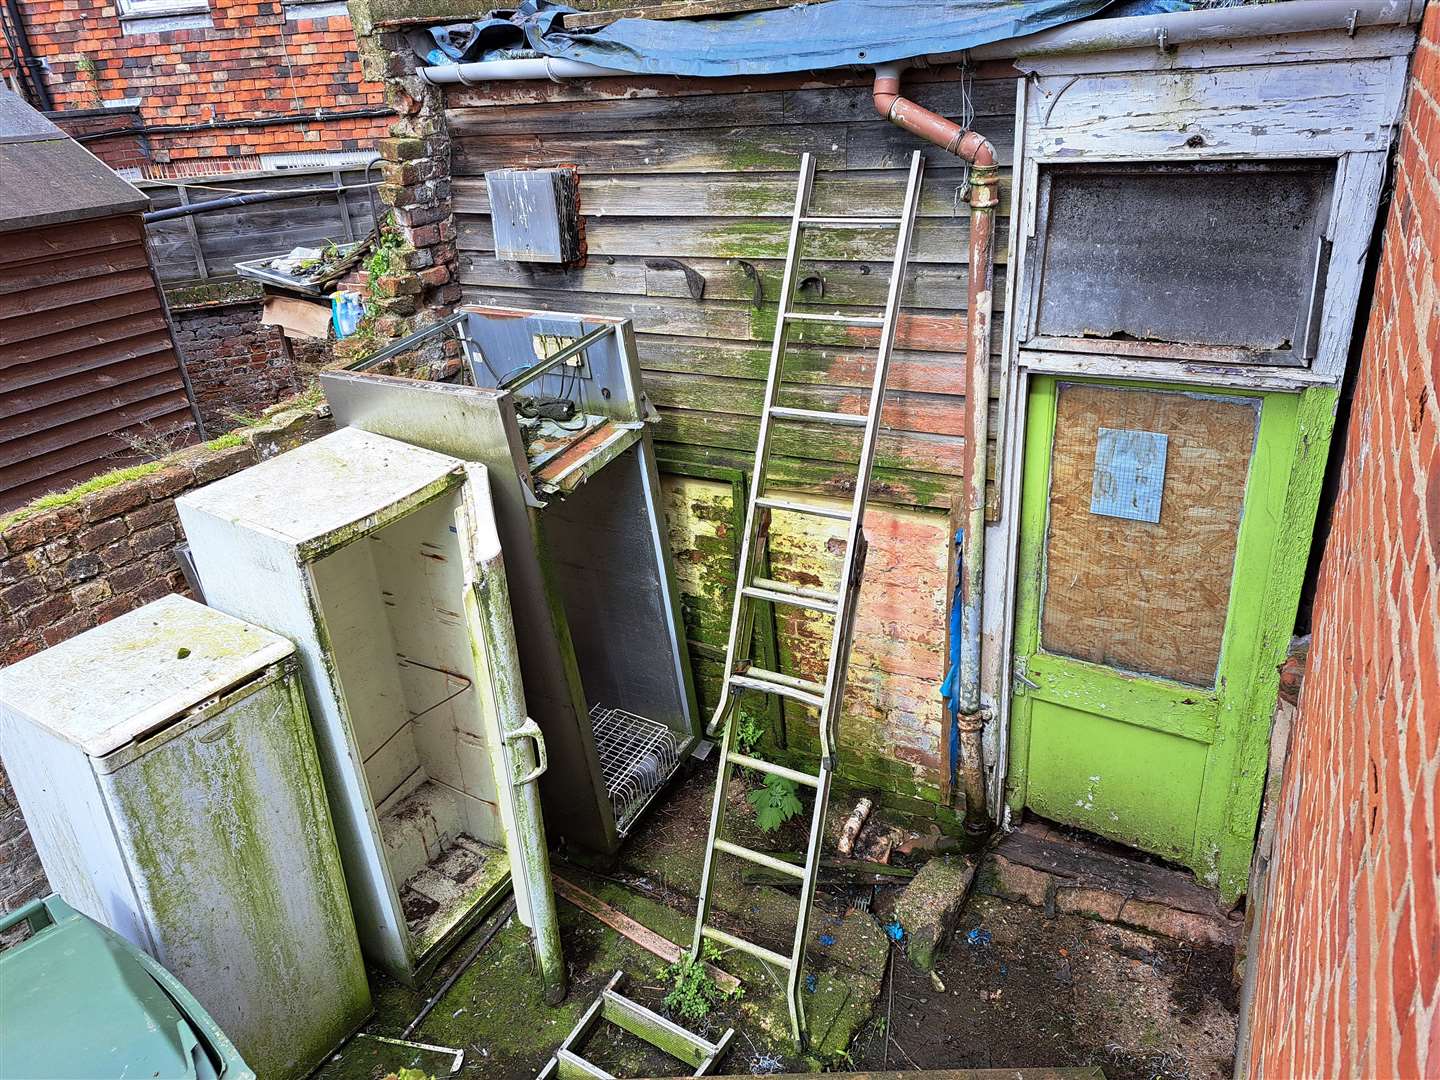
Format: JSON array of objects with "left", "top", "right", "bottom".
[
  {"left": 167, "top": 283, "right": 336, "bottom": 435},
  {"left": 0, "top": 396, "right": 334, "bottom": 915}
]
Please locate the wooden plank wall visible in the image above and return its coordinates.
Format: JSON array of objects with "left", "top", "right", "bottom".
[
  {"left": 0, "top": 215, "right": 195, "bottom": 512},
  {"left": 139, "top": 166, "right": 380, "bottom": 284},
  {"left": 445, "top": 68, "right": 1017, "bottom": 511}
]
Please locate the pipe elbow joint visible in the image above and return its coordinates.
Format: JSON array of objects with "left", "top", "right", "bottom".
[
  {"left": 959, "top": 132, "right": 998, "bottom": 169},
  {"left": 872, "top": 64, "right": 904, "bottom": 120}
]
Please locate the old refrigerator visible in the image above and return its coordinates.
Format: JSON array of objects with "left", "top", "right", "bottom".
[
  {"left": 0, "top": 594, "right": 370, "bottom": 1080},
  {"left": 322, "top": 305, "right": 703, "bottom": 856},
  {"left": 176, "top": 427, "right": 563, "bottom": 991}
]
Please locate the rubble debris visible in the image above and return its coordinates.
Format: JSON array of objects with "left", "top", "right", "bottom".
[
  {"left": 892, "top": 854, "right": 979, "bottom": 973},
  {"left": 836, "top": 797, "right": 874, "bottom": 856},
  {"left": 977, "top": 822, "right": 1240, "bottom": 947}
]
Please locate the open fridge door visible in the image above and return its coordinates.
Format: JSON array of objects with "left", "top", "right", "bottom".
[{"left": 455, "top": 463, "right": 566, "bottom": 1003}]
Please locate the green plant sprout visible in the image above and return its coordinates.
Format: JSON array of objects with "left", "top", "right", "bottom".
[
  {"left": 735, "top": 712, "right": 765, "bottom": 755},
  {"left": 664, "top": 943, "right": 737, "bottom": 1024},
  {"left": 746, "top": 773, "right": 803, "bottom": 832}
]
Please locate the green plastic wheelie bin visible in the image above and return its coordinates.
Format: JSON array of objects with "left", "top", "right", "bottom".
[{"left": 0, "top": 895, "right": 254, "bottom": 1079}]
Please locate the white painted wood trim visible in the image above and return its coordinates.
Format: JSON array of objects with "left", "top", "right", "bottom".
[
  {"left": 1016, "top": 350, "right": 1340, "bottom": 392},
  {"left": 1011, "top": 24, "right": 1419, "bottom": 78},
  {"left": 985, "top": 75, "right": 1029, "bottom": 814}
]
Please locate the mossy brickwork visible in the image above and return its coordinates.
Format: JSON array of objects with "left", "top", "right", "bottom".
[
  {"left": 168, "top": 289, "right": 333, "bottom": 434},
  {"left": 659, "top": 474, "right": 954, "bottom": 810}
]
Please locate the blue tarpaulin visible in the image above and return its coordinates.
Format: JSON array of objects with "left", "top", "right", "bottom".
[{"left": 422, "top": 0, "right": 1137, "bottom": 75}]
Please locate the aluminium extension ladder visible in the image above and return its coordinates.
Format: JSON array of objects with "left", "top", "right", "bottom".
[{"left": 690, "top": 149, "right": 925, "bottom": 1046}]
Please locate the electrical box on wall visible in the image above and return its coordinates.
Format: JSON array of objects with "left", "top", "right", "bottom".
[{"left": 485, "top": 167, "right": 582, "bottom": 264}]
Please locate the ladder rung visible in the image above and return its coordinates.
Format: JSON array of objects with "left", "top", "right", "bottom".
[
  {"left": 743, "top": 580, "right": 839, "bottom": 614},
  {"left": 730, "top": 667, "right": 826, "bottom": 709},
  {"left": 798, "top": 216, "right": 902, "bottom": 227},
  {"left": 555, "top": 1049, "right": 609, "bottom": 1080},
  {"left": 713, "top": 839, "right": 806, "bottom": 879},
  {"left": 700, "top": 925, "right": 794, "bottom": 971},
  {"left": 783, "top": 311, "right": 885, "bottom": 327},
  {"left": 751, "top": 576, "right": 839, "bottom": 606},
  {"left": 754, "top": 495, "right": 853, "bottom": 521},
  {"left": 767, "top": 406, "right": 868, "bottom": 428},
  {"left": 726, "top": 751, "right": 820, "bottom": 788}
]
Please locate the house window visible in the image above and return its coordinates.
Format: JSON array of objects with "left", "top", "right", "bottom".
[
  {"left": 1023, "top": 160, "right": 1336, "bottom": 367},
  {"left": 118, "top": 0, "right": 209, "bottom": 32}
]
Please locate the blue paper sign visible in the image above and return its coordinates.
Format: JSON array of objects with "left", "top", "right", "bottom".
[{"left": 1090, "top": 427, "right": 1168, "bottom": 523}]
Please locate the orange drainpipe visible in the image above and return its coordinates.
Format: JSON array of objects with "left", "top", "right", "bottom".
[{"left": 874, "top": 62, "right": 997, "bottom": 837}]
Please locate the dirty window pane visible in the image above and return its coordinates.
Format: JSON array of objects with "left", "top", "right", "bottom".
[
  {"left": 1030, "top": 161, "right": 1334, "bottom": 359},
  {"left": 1040, "top": 383, "right": 1260, "bottom": 687}
]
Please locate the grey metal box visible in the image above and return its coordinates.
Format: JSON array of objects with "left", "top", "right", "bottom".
[{"left": 485, "top": 167, "right": 581, "bottom": 264}]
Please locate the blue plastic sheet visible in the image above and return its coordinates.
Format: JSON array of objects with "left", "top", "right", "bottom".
[{"left": 437, "top": 0, "right": 1125, "bottom": 75}]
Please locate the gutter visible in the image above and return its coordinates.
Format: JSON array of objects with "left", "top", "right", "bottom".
[{"left": 417, "top": 0, "right": 1422, "bottom": 84}]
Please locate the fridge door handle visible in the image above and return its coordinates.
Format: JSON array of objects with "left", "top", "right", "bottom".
[{"left": 504, "top": 718, "right": 548, "bottom": 787}]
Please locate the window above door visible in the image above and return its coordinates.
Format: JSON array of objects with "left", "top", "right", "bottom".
[{"left": 1020, "top": 160, "right": 1336, "bottom": 369}]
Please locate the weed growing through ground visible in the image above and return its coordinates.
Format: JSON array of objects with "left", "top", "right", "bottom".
[
  {"left": 735, "top": 712, "right": 765, "bottom": 755},
  {"left": 747, "top": 773, "right": 803, "bottom": 832},
  {"left": 664, "top": 944, "right": 738, "bottom": 1024}
]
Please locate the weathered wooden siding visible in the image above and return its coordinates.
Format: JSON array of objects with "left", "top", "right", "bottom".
[
  {"left": 140, "top": 166, "right": 379, "bottom": 284},
  {"left": 446, "top": 70, "right": 1014, "bottom": 807},
  {"left": 446, "top": 69, "right": 1015, "bottom": 511},
  {"left": 0, "top": 215, "right": 194, "bottom": 511}
]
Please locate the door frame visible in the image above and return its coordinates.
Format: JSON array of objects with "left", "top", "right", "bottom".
[
  {"left": 982, "top": 62, "right": 1396, "bottom": 895},
  {"left": 1000, "top": 375, "right": 1335, "bottom": 897}
]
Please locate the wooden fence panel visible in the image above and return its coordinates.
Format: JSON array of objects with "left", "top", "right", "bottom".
[{"left": 138, "top": 165, "right": 380, "bottom": 283}]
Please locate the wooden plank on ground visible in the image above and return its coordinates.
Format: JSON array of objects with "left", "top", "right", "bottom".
[{"left": 552, "top": 873, "right": 741, "bottom": 992}]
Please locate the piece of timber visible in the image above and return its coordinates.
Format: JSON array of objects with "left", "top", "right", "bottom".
[{"left": 552, "top": 874, "right": 740, "bottom": 992}]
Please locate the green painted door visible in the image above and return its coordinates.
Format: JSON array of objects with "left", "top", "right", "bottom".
[{"left": 1007, "top": 377, "right": 1335, "bottom": 900}]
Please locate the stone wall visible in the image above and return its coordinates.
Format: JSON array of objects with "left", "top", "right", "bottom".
[
  {"left": 0, "top": 401, "right": 334, "bottom": 914},
  {"left": 1244, "top": 9, "right": 1439, "bottom": 1077},
  {"left": 170, "top": 295, "right": 331, "bottom": 434}
]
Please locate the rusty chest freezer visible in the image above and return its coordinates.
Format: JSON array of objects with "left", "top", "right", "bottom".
[
  {"left": 320, "top": 306, "right": 703, "bottom": 857},
  {"left": 176, "top": 427, "right": 563, "bottom": 993},
  {"left": 0, "top": 594, "right": 370, "bottom": 1079}
]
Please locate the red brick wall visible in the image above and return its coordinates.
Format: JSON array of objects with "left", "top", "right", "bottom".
[
  {"left": 2, "top": 0, "right": 386, "bottom": 168},
  {"left": 171, "top": 299, "right": 330, "bottom": 433},
  {"left": 50, "top": 106, "right": 150, "bottom": 171},
  {"left": 1246, "top": 11, "right": 1440, "bottom": 1078}
]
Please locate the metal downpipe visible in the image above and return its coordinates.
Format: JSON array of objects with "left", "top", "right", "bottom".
[{"left": 874, "top": 62, "right": 995, "bottom": 836}]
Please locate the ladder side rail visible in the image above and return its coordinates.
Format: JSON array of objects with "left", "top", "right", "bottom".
[
  {"left": 816, "top": 150, "right": 926, "bottom": 753},
  {"left": 779, "top": 152, "right": 925, "bottom": 1043},
  {"left": 692, "top": 154, "right": 816, "bottom": 962}
]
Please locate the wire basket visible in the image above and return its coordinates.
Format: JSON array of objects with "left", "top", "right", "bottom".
[{"left": 589, "top": 704, "right": 682, "bottom": 835}]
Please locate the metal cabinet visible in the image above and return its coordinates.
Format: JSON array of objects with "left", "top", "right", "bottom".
[
  {"left": 0, "top": 594, "right": 370, "bottom": 1080},
  {"left": 321, "top": 306, "right": 702, "bottom": 856},
  {"left": 176, "top": 428, "right": 563, "bottom": 992}
]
